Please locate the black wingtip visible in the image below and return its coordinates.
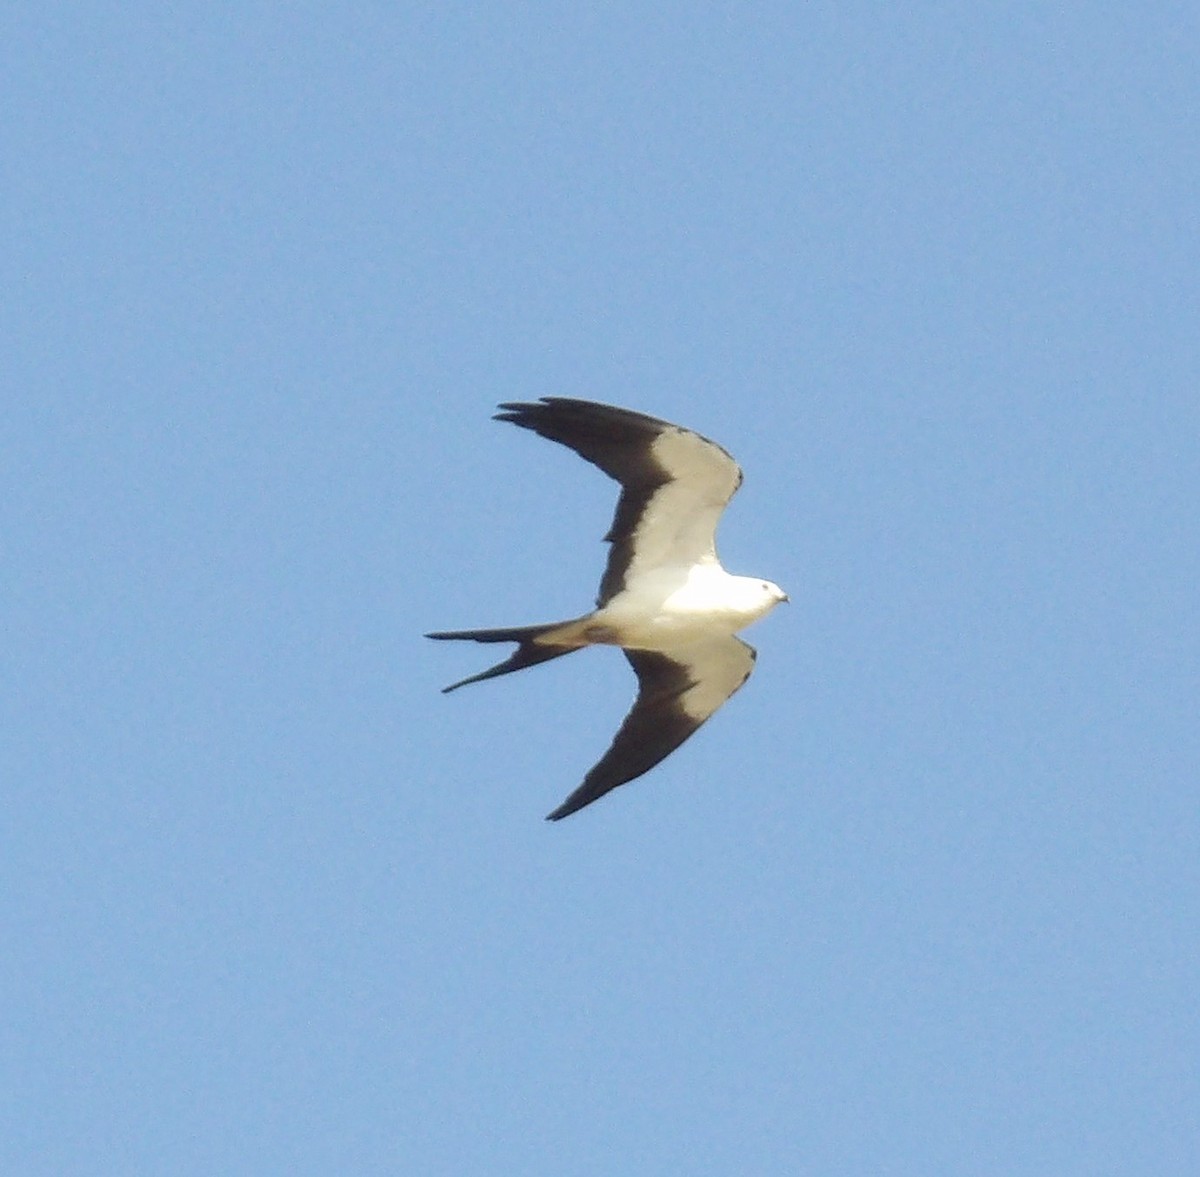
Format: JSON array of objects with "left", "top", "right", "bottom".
[
  {"left": 493, "top": 400, "right": 541, "bottom": 422},
  {"left": 544, "top": 794, "right": 586, "bottom": 822}
]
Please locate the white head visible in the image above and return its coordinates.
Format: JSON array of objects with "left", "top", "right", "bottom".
[{"left": 732, "top": 576, "right": 789, "bottom": 622}]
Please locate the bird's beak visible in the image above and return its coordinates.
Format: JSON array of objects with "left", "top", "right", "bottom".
[{"left": 780, "top": 593, "right": 790, "bottom": 604}]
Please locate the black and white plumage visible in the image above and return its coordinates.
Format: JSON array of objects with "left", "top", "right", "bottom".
[{"left": 426, "top": 398, "right": 787, "bottom": 821}]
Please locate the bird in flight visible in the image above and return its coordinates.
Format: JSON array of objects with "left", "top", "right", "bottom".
[{"left": 427, "top": 398, "right": 787, "bottom": 821}]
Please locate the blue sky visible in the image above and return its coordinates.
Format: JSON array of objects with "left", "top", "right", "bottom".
[{"left": 4, "top": 4, "right": 1198, "bottom": 1174}]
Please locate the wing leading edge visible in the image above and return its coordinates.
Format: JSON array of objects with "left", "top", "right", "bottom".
[
  {"left": 545, "top": 636, "right": 757, "bottom": 820},
  {"left": 495, "top": 398, "right": 743, "bottom": 605}
]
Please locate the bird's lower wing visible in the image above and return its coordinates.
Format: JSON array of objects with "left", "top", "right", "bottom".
[{"left": 545, "top": 636, "right": 757, "bottom": 820}]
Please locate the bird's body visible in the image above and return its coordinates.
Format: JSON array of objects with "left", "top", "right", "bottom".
[
  {"left": 427, "top": 398, "right": 787, "bottom": 820},
  {"left": 572, "top": 566, "right": 782, "bottom": 649}
]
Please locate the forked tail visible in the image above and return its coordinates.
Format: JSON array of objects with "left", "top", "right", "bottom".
[{"left": 424, "top": 620, "right": 583, "bottom": 693}]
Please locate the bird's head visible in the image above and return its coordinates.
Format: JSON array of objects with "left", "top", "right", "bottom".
[
  {"left": 734, "top": 576, "right": 789, "bottom": 621},
  {"left": 759, "top": 579, "right": 789, "bottom": 608}
]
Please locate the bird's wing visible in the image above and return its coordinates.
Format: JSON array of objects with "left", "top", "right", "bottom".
[
  {"left": 495, "top": 398, "right": 743, "bottom": 606},
  {"left": 545, "top": 636, "right": 757, "bottom": 820}
]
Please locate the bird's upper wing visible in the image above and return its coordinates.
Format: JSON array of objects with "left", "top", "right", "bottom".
[
  {"left": 495, "top": 398, "right": 743, "bottom": 606},
  {"left": 544, "top": 635, "right": 757, "bottom": 820}
]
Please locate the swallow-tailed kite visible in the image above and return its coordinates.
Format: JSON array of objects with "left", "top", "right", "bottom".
[{"left": 427, "top": 398, "right": 787, "bottom": 820}]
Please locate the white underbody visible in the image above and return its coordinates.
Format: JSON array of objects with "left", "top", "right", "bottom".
[{"left": 540, "top": 562, "right": 787, "bottom": 652}]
